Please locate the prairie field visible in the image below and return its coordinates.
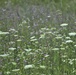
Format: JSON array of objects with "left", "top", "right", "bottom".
[{"left": 0, "top": 0, "right": 76, "bottom": 75}]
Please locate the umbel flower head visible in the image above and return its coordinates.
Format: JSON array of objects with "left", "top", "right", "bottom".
[{"left": 60, "top": 23, "right": 68, "bottom": 27}]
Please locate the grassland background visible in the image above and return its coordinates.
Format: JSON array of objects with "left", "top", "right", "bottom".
[{"left": 0, "top": 0, "right": 76, "bottom": 75}]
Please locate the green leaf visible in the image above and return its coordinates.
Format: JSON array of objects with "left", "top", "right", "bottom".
[
  {"left": 11, "top": 62, "right": 17, "bottom": 65},
  {"left": 52, "top": 48, "right": 59, "bottom": 51},
  {"left": 39, "top": 65, "right": 46, "bottom": 69},
  {"left": 40, "top": 33, "right": 46, "bottom": 39}
]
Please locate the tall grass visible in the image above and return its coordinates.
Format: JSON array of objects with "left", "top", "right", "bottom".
[{"left": 0, "top": 1, "right": 76, "bottom": 75}]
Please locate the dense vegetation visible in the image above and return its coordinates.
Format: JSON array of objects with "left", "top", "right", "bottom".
[{"left": 0, "top": 0, "right": 76, "bottom": 75}]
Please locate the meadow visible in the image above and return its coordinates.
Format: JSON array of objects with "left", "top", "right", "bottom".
[{"left": 0, "top": 0, "right": 76, "bottom": 75}]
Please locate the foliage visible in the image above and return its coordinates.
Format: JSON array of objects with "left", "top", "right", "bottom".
[{"left": 0, "top": 0, "right": 76, "bottom": 75}]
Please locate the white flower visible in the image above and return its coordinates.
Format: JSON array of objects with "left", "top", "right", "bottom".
[
  {"left": 60, "top": 23, "right": 68, "bottom": 27},
  {"left": 24, "top": 64, "right": 35, "bottom": 69},
  {"left": 69, "top": 32, "right": 76, "bottom": 36},
  {"left": 66, "top": 40, "right": 73, "bottom": 43}
]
